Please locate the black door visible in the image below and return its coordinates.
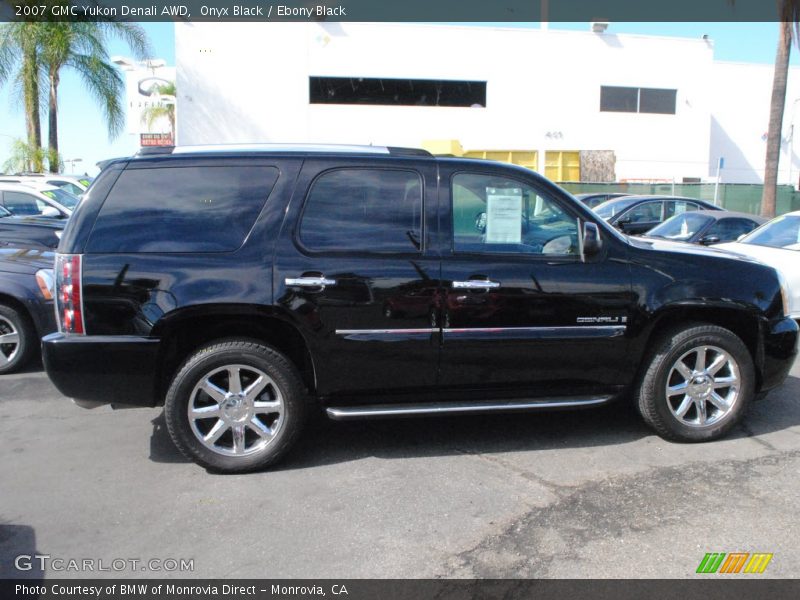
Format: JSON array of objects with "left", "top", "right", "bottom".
[
  {"left": 437, "top": 167, "right": 635, "bottom": 398},
  {"left": 273, "top": 159, "right": 441, "bottom": 399}
]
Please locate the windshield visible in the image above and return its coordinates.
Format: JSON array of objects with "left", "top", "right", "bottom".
[
  {"left": 740, "top": 214, "right": 800, "bottom": 250},
  {"left": 594, "top": 196, "right": 640, "bottom": 219},
  {"left": 645, "top": 212, "right": 712, "bottom": 241},
  {"left": 53, "top": 181, "right": 85, "bottom": 196},
  {"left": 40, "top": 187, "right": 79, "bottom": 210}
]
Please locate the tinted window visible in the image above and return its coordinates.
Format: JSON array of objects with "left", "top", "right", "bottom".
[
  {"left": 2, "top": 192, "right": 49, "bottom": 216},
  {"left": 86, "top": 166, "right": 278, "bottom": 253},
  {"left": 600, "top": 86, "right": 638, "bottom": 112},
  {"left": 647, "top": 212, "right": 712, "bottom": 241},
  {"left": 741, "top": 215, "right": 800, "bottom": 250},
  {"left": 625, "top": 201, "right": 663, "bottom": 224},
  {"left": 50, "top": 181, "right": 84, "bottom": 196},
  {"left": 706, "top": 218, "right": 760, "bottom": 242},
  {"left": 594, "top": 196, "right": 640, "bottom": 219},
  {"left": 41, "top": 187, "right": 79, "bottom": 209},
  {"left": 299, "top": 169, "right": 422, "bottom": 253},
  {"left": 310, "top": 77, "right": 486, "bottom": 107},
  {"left": 664, "top": 200, "right": 701, "bottom": 219},
  {"left": 639, "top": 88, "right": 677, "bottom": 114},
  {"left": 600, "top": 86, "right": 676, "bottom": 114},
  {"left": 451, "top": 173, "right": 578, "bottom": 255}
]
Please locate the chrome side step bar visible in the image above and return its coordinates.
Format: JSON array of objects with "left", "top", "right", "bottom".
[{"left": 326, "top": 395, "right": 612, "bottom": 420}]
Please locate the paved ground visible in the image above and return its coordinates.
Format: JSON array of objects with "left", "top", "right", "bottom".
[{"left": 1, "top": 357, "right": 798, "bottom": 579}]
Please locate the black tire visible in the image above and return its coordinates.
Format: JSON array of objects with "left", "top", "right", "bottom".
[
  {"left": 164, "top": 340, "right": 308, "bottom": 472},
  {"left": 635, "top": 324, "right": 755, "bottom": 442},
  {"left": 0, "top": 303, "right": 36, "bottom": 375}
]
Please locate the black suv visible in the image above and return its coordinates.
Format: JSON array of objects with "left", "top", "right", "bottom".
[{"left": 42, "top": 145, "right": 798, "bottom": 472}]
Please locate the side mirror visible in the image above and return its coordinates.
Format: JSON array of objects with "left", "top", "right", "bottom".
[
  {"left": 582, "top": 222, "right": 603, "bottom": 257},
  {"left": 699, "top": 235, "right": 721, "bottom": 246},
  {"left": 41, "top": 206, "right": 61, "bottom": 218},
  {"left": 736, "top": 233, "right": 747, "bottom": 242}
]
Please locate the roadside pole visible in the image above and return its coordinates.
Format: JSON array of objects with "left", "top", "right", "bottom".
[{"left": 713, "top": 157, "right": 724, "bottom": 206}]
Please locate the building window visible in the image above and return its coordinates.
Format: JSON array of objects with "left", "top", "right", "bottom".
[
  {"left": 309, "top": 77, "right": 486, "bottom": 107},
  {"left": 600, "top": 86, "right": 676, "bottom": 114}
]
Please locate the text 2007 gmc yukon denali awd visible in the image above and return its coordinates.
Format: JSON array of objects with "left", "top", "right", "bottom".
[{"left": 42, "top": 144, "right": 798, "bottom": 472}]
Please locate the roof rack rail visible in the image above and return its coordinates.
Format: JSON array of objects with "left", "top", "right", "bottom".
[{"left": 133, "top": 143, "right": 434, "bottom": 157}]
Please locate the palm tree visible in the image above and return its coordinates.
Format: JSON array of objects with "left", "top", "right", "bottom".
[
  {"left": 762, "top": 3, "right": 800, "bottom": 217},
  {"left": 40, "top": 21, "right": 151, "bottom": 173},
  {"left": 0, "top": 21, "right": 45, "bottom": 172},
  {"left": 2, "top": 138, "right": 46, "bottom": 173},
  {"left": 140, "top": 81, "right": 176, "bottom": 141}
]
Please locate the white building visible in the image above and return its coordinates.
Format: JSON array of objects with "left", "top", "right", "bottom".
[{"left": 174, "top": 22, "right": 800, "bottom": 185}]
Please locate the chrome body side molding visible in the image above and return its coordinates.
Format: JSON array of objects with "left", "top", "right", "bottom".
[{"left": 326, "top": 395, "right": 613, "bottom": 420}]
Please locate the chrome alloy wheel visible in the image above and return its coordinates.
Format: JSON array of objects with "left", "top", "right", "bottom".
[
  {"left": 0, "top": 315, "right": 20, "bottom": 367},
  {"left": 665, "top": 345, "right": 740, "bottom": 427},
  {"left": 188, "top": 364, "right": 284, "bottom": 456}
]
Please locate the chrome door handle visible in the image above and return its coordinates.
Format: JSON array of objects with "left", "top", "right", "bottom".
[
  {"left": 452, "top": 280, "right": 500, "bottom": 290},
  {"left": 285, "top": 276, "right": 337, "bottom": 289}
]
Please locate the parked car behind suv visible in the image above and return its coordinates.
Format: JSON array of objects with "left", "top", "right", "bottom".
[
  {"left": 574, "top": 192, "right": 629, "bottom": 209},
  {"left": 0, "top": 206, "right": 64, "bottom": 249},
  {"left": 0, "top": 174, "right": 93, "bottom": 197},
  {"left": 43, "top": 145, "right": 798, "bottom": 472},
  {"left": 0, "top": 247, "right": 55, "bottom": 373},
  {"left": 642, "top": 210, "right": 766, "bottom": 246},
  {"left": 716, "top": 210, "right": 800, "bottom": 322},
  {"left": 0, "top": 182, "right": 76, "bottom": 218},
  {"left": 594, "top": 195, "right": 723, "bottom": 235}
]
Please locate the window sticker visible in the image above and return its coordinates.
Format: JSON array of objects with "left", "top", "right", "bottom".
[
  {"left": 674, "top": 201, "right": 687, "bottom": 215},
  {"left": 486, "top": 187, "right": 522, "bottom": 243}
]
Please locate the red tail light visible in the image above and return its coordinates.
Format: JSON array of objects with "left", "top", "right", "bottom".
[{"left": 55, "top": 254, "right": 85, "bottom": 335}]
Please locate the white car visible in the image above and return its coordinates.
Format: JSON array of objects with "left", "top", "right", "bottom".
[
  {"left": 0, "top": 174, "right": 92, "bottom": 196},
  {"left": 0, "top": 182, "right": 78, "bottom": 218},
  {"left": 716, "top": 210, "right": 800, "bottom": 320}
]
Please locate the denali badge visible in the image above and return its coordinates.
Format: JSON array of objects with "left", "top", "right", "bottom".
[{"left": 576, "top": 316, "right": 627, "bottom": 324}]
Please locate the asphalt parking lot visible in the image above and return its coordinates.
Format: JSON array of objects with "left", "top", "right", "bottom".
[{"left": 1, "top": 356, "right": 799, "bottom": 580}]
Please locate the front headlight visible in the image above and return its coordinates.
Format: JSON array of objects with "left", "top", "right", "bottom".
[{"left": 776, "top": 269, "right": 790, "bottom": 318}]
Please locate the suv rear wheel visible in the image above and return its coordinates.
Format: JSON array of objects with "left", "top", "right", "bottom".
[
  {"left": 164, "top": 340, "right": 308, "bottom": 472},
  {"left": 0, "top": 303, "right": 35, "bottom": 375},
  {"left": 635, "top": 324, "right": 754, "bottom": 442}
]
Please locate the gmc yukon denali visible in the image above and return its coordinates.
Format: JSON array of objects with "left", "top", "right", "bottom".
[{"left": 42, "top": 145, "right": 798, "bottom": 472}]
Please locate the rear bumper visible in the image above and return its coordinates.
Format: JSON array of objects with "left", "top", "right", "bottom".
[
  {"left": 42, "top": 333, "right": 161, "bottom": 407},
  {"left": 759, "top": 317, "right": 799, "bottom": 392}
]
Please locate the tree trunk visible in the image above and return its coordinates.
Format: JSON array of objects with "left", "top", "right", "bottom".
[
  {"left": 762, "top": 20, "right": 793, "bottom": 218},
  {"left": 48, "top": 68, "right": 59, "bottom": 173},
  {"left": 22, "top": 45, "right": 42, "bottom": 172}
]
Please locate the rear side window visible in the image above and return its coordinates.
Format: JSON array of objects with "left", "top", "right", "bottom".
[
  {"left": 298, "top": 168, "right": 422, "bottom": 253},
  {"left": 3, "top": 192, "right": 49, "bottom": 216},
  {"left": 86, "top": 166, "right": 279, "bottom": 253}
]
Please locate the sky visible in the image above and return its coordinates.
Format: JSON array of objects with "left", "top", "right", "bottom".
[{"left": 0, "top": 21, "right": 796, "bottom": 176}]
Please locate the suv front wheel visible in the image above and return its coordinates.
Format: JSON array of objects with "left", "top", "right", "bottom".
[
  {"left": 164, "top": 340, "right": 308, "bottom": 472},
  {"left": 635, "top": 324, "right": 755, "bottom": 442}
]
